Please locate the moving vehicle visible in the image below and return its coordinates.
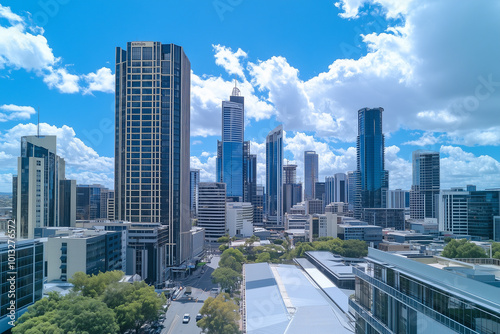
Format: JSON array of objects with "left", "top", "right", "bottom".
[
  {"left": 196, "top": 313, "right": 203, "bottom": 321},
  {"left": 182, "top": 314, "right": 190, "bottom": 324}
]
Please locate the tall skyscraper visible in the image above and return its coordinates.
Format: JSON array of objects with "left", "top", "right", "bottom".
[
  {"left": 243, "top": 142, "right": 257, "bottom": 208},
  {"left": 254, "top": 185, "right": 264, "bottom": 226},
  {"left": 410, "top": 150, "right": 440, "bottom": 219},
  {"left": 115, "top": 41, "right": 191, "bottom": 266},
  {"left": 197, "top": 182, "right": 227, "bottom": 242},
  {"left": 266, "top": 125, "right": 283, "bottom": 226},
  {"left": 347, "top": 171, "right": 356, "bottom": 210},
  {"left": 304, "top": 151, "right": 318, "bottom": 200},
  {"left": 190, "top": 169, "right": 200, "bottom": 218},
  {"left": 217, "top": 85, "right": 245, "bottom": 201},
  {"left": 314, "top": 181, "right": 326, "bottom": 209},
  {"left": 13, "top": 135, "right": 76, "bottom": 239},
  {"left": 355, "top": 107, "right": 389, "bottom": 218},
  {"left": 283, "top": 164, "right": 302, "bottom": 214},
  {"left": 283, "top": 164, "right": 297, "bottom": 184},
  {"left": 325, "top": 176, "right": 335, "bottom": 206},
  {"left": 334, "top": 173, "right": 348, "bottom": 203}
]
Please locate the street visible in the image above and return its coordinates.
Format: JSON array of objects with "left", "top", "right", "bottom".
[{"left": 161, "top": 255, "right": 220, "bottom": 334}]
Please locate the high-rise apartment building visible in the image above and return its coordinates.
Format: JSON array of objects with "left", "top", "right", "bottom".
[
  {"left": 115, "top": 41, "right": 191, "bottom": 266},
  {"left": 410, "top": 150, "right": 440, "bottom": 219},
  {"left": 12, "top": 135, "right": 76, "bottom": 239},
  {"left": 190, "top": 169, "right": 200, "bottom": 218},
  {"left": 304, "top": 151, "right": 318, "bottom": 200},
  {"left": 347, "top": 171, "right": 356, "bottom": 210},
  {"left": 266, "top": 125, "right": 284, "bottom": 226},
  {"left": 197, "top": 182, "right": 227, "bottom": 242},
  {"left": 355, "top": 107, "right": 389, "bottom": 218}
]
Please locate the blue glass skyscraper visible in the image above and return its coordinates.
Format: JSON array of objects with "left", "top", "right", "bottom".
[
  {"left": 266, "top": 125, "right": 283, "bottom": 226},
  {"left": 355, "top": 107, "right": 389, "bottom": 218},
  {"left": 217, "top": 86, "right": 245, "bottom": 201}
]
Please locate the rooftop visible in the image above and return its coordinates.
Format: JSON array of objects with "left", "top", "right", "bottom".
[{"left": 244, "top": 262, "right": 354, "bottom": 334}]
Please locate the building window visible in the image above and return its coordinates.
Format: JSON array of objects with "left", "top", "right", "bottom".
[{"left": 132, "top": 47, "right": 141, "bottom": 60}]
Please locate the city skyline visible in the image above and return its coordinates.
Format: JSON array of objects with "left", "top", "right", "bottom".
[{"left": 1, "top": 1, "right": 500, "bottom": 193}]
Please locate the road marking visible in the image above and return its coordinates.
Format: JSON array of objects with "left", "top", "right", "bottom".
[{"left": 166, "top": 314, "right": 179, "bottom": 334}]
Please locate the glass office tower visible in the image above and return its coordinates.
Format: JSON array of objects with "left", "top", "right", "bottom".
[
  {"left": 266, "top": 125, "right": 283, "bottom": 226},
  {"left": 410, "top": 150, "right": 440, "bottom": 219},
  {"left": 217, "top": 86, "right": 245, "bottom": 200},
  {"left": 304, "top": 151, "right": 318, "bottom": 200},
  {"left": 355, "top": 107, "right": 389, "bottom": 218},
  {"left": 190, "top": 169, "right": 200, "bottom": 218},
  {"left": 115, "top": 41, "right": 191, "bottom": 267},
  {"left": 13, "top": 135, "right": 75, "bottom": 239}
]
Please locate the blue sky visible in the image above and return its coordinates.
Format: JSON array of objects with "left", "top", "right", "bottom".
[{"left": 1, "top": 0, "right": 500, "bottom": 192}]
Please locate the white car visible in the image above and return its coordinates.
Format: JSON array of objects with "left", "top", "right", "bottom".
[{"left": 182, "top": 313, "right": 190, "bottom": 324}]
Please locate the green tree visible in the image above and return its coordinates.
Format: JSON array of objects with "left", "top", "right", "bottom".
[
  {"left": 102, "top": 281, "right": 166, "bottom": 333},
  {"left": 256, "top": 252, "right": 271, "bottom": 263},
  {"left": 341, "top": 239, "right": 368, "bottom": 258},
  {"left": 492, "top": 242, "right": 500, "bottom": 259},
  {"left": 211, "top": 267, "right": 242, "bottom": 293},
  {"left": 197, "top": 293, "right": 240, "bottom": 334},
  {"left": 70, "top": 270, "right": 124, "bottom": 298},
  {"left": 442, "top": 239, "right": 487, "bottom": 258},
  {"left": 273, "top": 239, "right": 284, "bottom": 245},
  {"left": 219, "top": 255, "right": 242, "bottom": 273},
  {"left": 14, "top": 294, "right": 120, "bottom": 334},
  {"left": 217, "top": 236, "right": 230, "bottom": 244},
  {"left": 220, "top": 248, "right": 246, "bottom": 265},
  {"left": 219, "top": 244, "right": 229, "bottom": 252}
]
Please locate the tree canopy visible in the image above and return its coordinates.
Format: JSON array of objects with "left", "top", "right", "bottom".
[
  {"left": 197, "top": 293, "right": 240, "bottom": 334},
  {"left": 442, "top": 239, "right": 487, "bottom": 259},
  {"left": 211, "top": 267, "right": 242, "bottom": 293},
  {"left": 13, "top": 293, "right": 120, "bottom": 334},
  {"left": 15, "top": 271, "right": 166, "bottom": 334}
]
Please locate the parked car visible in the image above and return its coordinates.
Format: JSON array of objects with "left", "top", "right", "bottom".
[
  {"left": 182, "top": 313, "right": 190, "bottom": 324},
  {"left": 196, "top": 313, "right": 203, "bottom": 321}
]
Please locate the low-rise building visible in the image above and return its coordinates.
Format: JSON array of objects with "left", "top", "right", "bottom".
[{"left": 45, "top": 229, "right": 122, "bottom": 282}]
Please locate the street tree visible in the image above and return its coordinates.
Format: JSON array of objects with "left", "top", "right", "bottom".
[
  {"left": 211, "top": 267, "right": 242, "bottom": 293},
  {"left": 70, "top": 270, "right": 124, "bottom": 298},
  {"left": 197, "top": 293, "right": 240, "bottom": 334}
]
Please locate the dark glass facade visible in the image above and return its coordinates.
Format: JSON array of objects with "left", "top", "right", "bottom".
[
  {"left": 0, "top": 240, "right": 44, "bottom": 332},
  {"left": 355, "top": 108, "right": 389, "bottom": 218},
  {"left": 304, "top": 151, "right": 318, "bottom": 200},
  {"left": 115, "top": 42, "right": 191, "bottom": 267},
  {"left": 266, "top": 125, "right": 283, "bottom": 225}
]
